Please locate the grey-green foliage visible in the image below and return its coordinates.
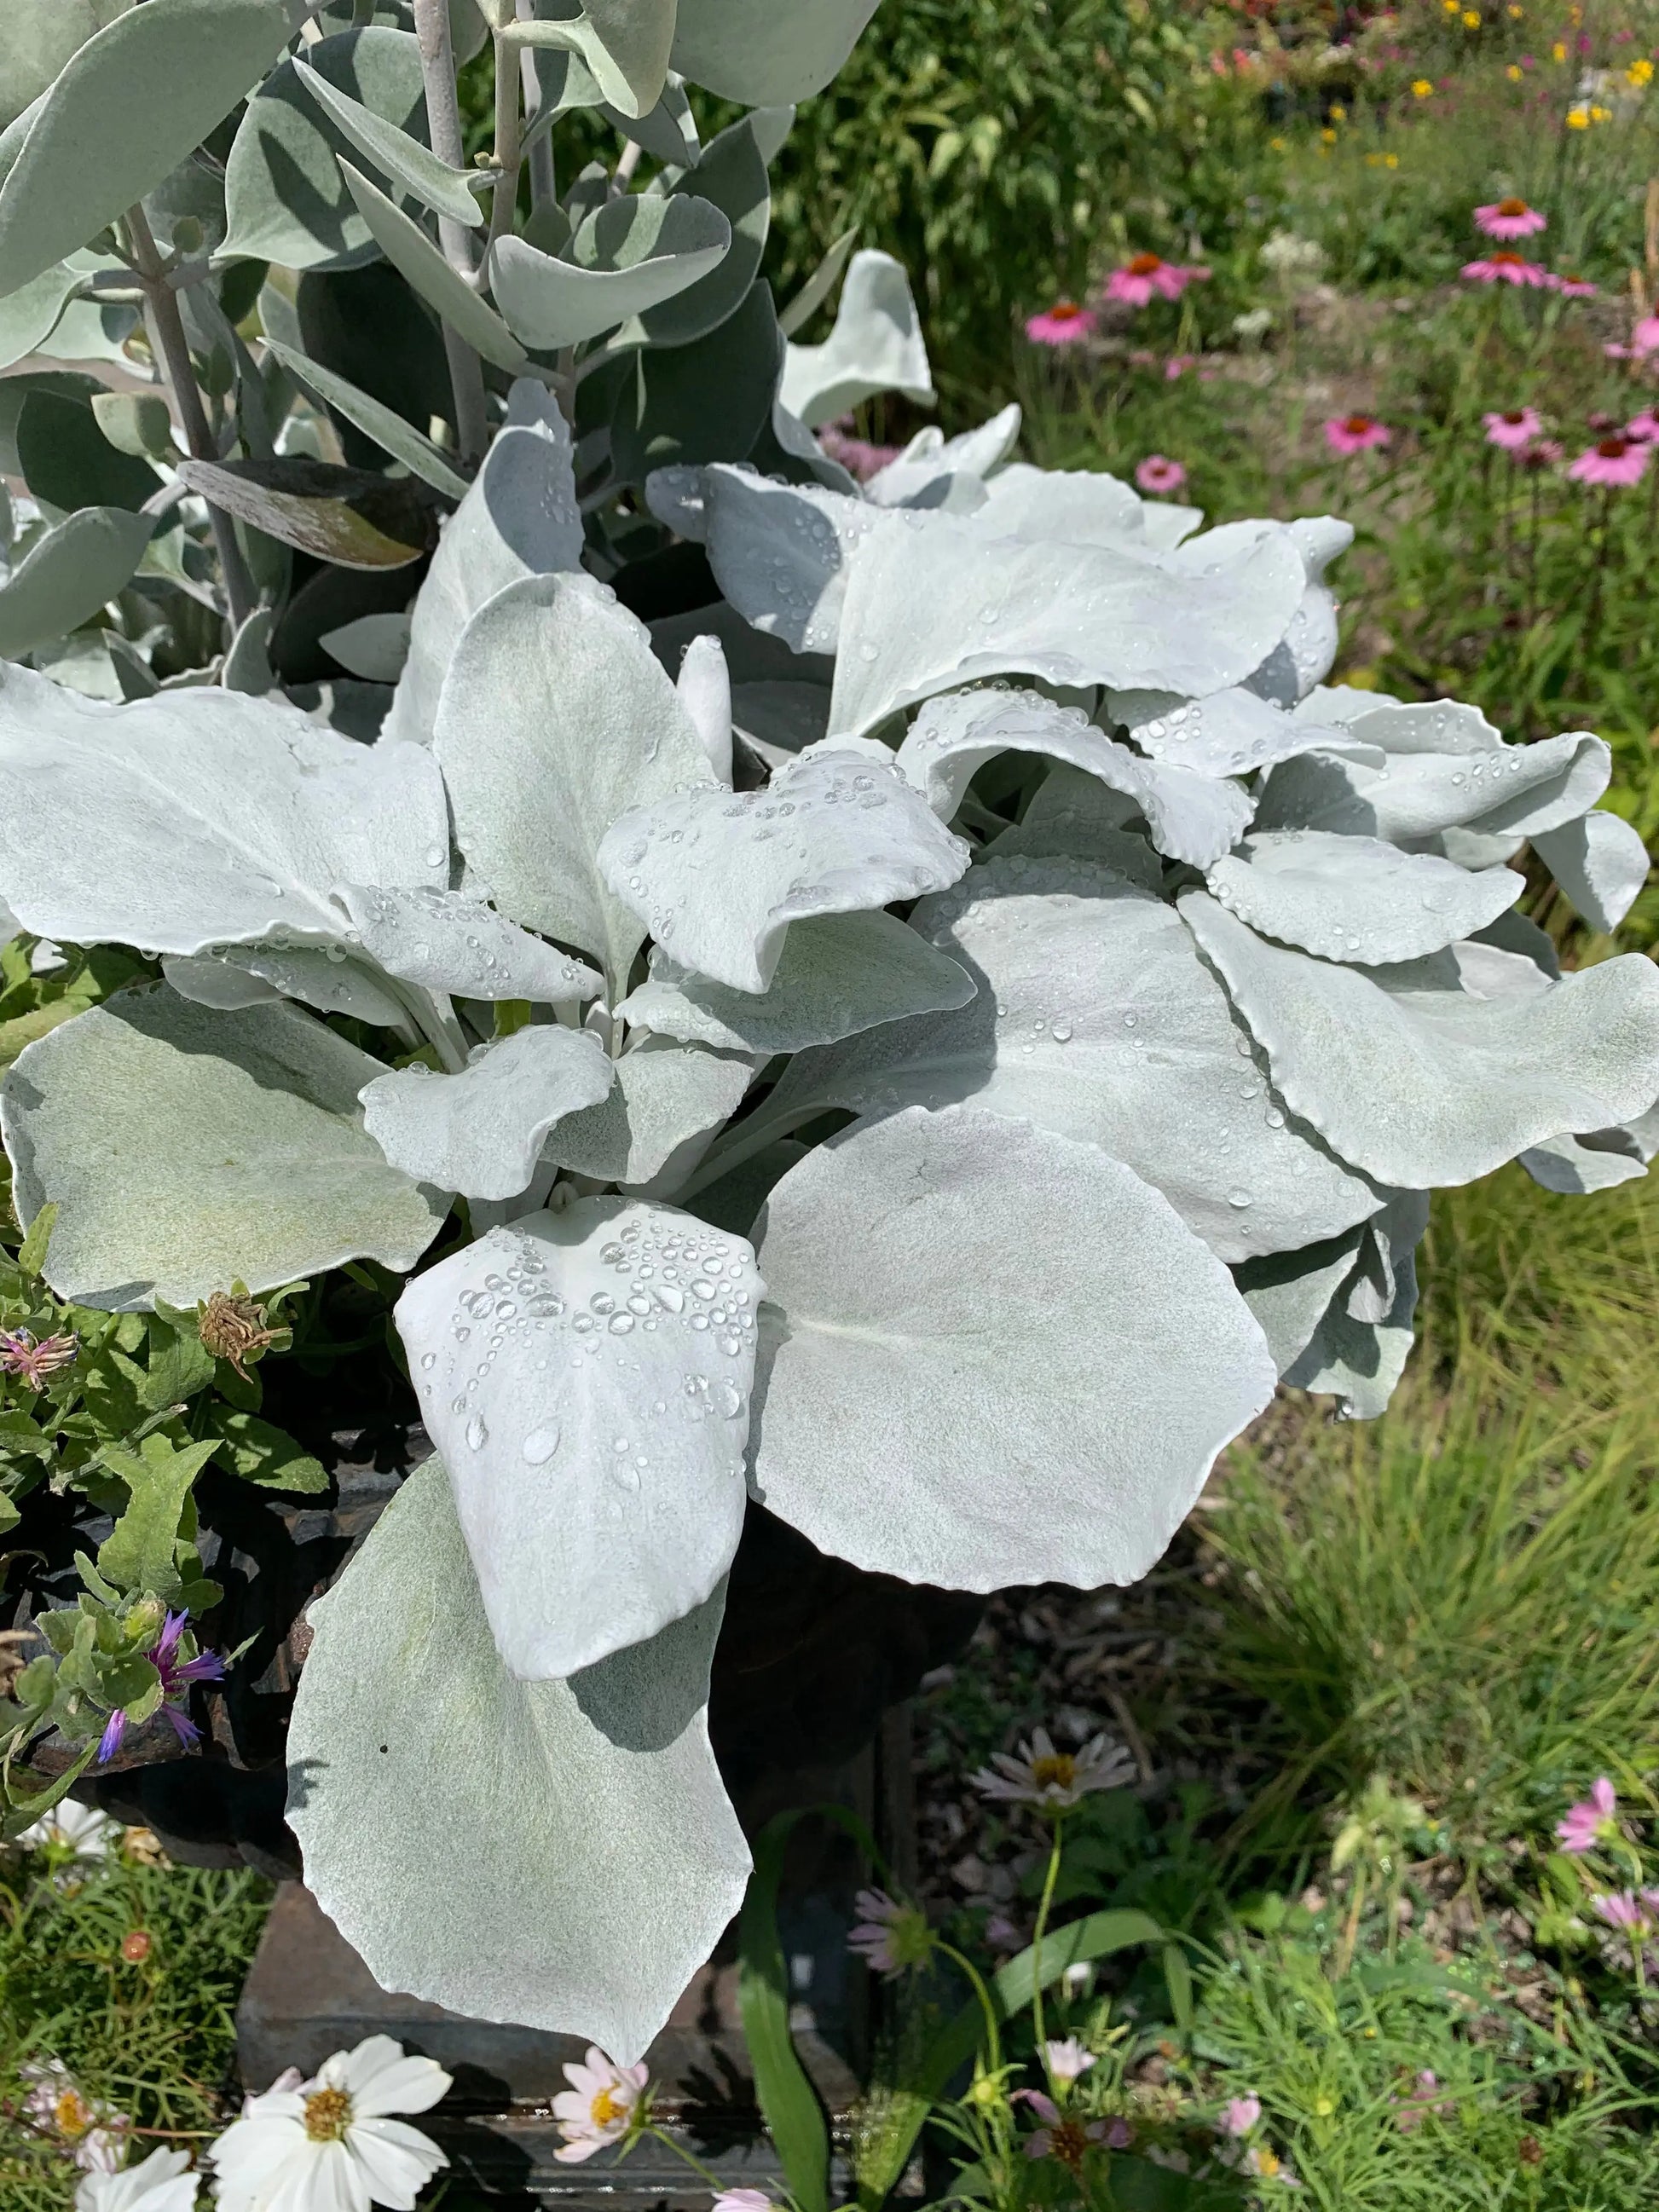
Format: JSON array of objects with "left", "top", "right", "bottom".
[{"left": 0, "top": 0, "right": 1654, "bottom": 2070}]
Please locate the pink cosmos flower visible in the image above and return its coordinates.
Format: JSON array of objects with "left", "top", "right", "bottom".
[
  {"left": 818, "top": 424, "right": 903, "bottom": 480},
  {"left": 1633, "top": 314, "right": 1659, "bottom": 355},
  {"left": 1547, "top": 272, "right": 1598, "bottom": 297},
  {"left": 1569, "top": 436, "right": 1650, "bottom": 487},
  {"left": 552, "top": 2047, "right": 650, "bottom": 2163},
  {"left": 0, "top": 1327, "right": 79, "bottom": 1389},
  {"left": 96, "top": 1610, "right": 225, "bottom": 1764},
  {"left": 1483, "top": 406, "right": 1544, "bottom": 448},
  {"left": 1105, "top": 254, "right": 1210, "bottom": 307},
  {"left": 1592, "top": 1889, "right": 1651, "bottom": 1932},
  {"left": 1627, "top": 410, "right": 1659, "bottom": 441},
  {"left": 1461, "top": 251, "right": 1550, "bottom": 286},
  {"left": 713, "top": 2194, "right": 774, "bottom": 2212},
  {"left": 847, "top": 1887, "right": 933, "bottom": 1975},
  {"left": 1165, "top": 354, "right": 1196, "bottom": 380},
  {"left": 1136, "top": 454, "right": 1188, "bottom": 494},
  {"left": 1218, "top": 2094, "right": 1262, "bottom": 2138},
  {"left": 1324, "top": 413, "right": 1391, "bottom": 455},
  {"left": 1475, "top": 197, "right": 1547, "bottom": 239},
  {"left": 1557, "top": 1776, "right": 1618, "bottom": 1852},
  {"left": 1025, "top": 300, "right": 1098, "bottom": 346},
  {"left": 1043, "top": 2038, "right": 1096, "bottom": 2082}
]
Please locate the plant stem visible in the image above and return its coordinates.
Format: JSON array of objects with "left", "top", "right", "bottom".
[
  {"left": 517, "top": 0, "right": 556, "bottom": 208},
  {"left": 938, "top": 1939, "right": 1005, "bottom": 2076},
  {"left": 485, "top": 29, "right": 524, "bottom": 263},
  {"left": 411, "top": 0, "right": 491, "bottom": 462},
  {"left": 123, "top": 204, "right": 256, "bottom": 633},
  {"left": 1029, "top": 1815, "right": 1066, "bottom": 2069},
  {"left": 643, "top": 2122, "right": 731, "bottom": 2192}
]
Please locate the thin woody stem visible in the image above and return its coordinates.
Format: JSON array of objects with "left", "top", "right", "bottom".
[
  {"left": 484, "top": 30, "right": 524, "bottom": 263},
  {"left": 411, "top": 0, "right": 491, "bottom": 463},
  {"left": 123, "top": 204, "right": 255, "bottom": 632}
]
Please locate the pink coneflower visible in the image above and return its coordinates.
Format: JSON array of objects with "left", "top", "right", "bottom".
[
  {"left": 1483, "top": 406, "right": 1543, "bottom": 448},
  {"left": 1025, "top": 300, "right": 1098, "bottom": 346},
  {"left": 818, "top": 423, "right": 903, "bottom": 480},
  {"left": 1633, "top": 314, "right": 1659, "bottom": 355},
  {"left": 1165, "top": 353, "right": 1196, "bottom": 379},
  {"left": 1104, "top": 253, "right": 1210, "bottom": 307},
  {"left": 847, "top": 1888, "right": 934, "bottom": 1975},
  {"left": 1550, "top": 272, "right": 1598, "bottom": 297},
  {"left": 1569, "top": 436, "right": 1650, "bottom": 487},
  {"left": 96, "top": 1610, "right": 224, "bottom": 1763},
  {"left": 1461, "top": 250, "right": 1550, "bottom": 286},
  {"left": 0, "top": 1327, "right": 78, "bottom": 1389},
  {"left": 1218, "top": 2095, "right": 1262, "bottom": 2138},
  {"left": 1518, "top": 437, "right": 1564, "bottom": 469},
  {"left": 1627, "top": 410, "right": 1659, "bottom": 441},
  {"left": 1557, "top": 1776, "right": 1619, "bottom": 1852},
  {"left": 1324, "top": 413, "right": 1392, "bottom": 455},
  {"left": 1475, "top": 196, "right": 1547, "bottom": 239},
  {"left": 1136, "top": 453, "right": 1188, "bottom": 494}
]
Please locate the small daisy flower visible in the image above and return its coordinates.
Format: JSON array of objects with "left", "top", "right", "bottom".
[
  {"left": 1105, "top": 255, "right": 1210, "bottom": 308},
  {"left": 972, "top": 1726, "right": 1135, "bottom": 1811},
  {"left": 1218, "top": 2094, "right": 1263, "bottom": 2137},
  {"left": 22, "top": 2063, "right": 129, "bottom": 2173},
  {"left": 1559, "top": 1779, "right": 1621, "bottom": 1852},
  {"left": 210, "top": 2036, "right": 450, "bottom": 2209},
  {"left": 1460, "top": 251, "right": 1549, "bottom": 286},
  {"left": 75, "top": 2146, "right": 199, "bottom": 2212},
  {"left": 1474, "top": 197, "right": 1547, "bottom": 238},
  {"left": 0, "top": 1327, "right": 79, "bottom": 1389},
  {"left": 1591, "top": 1888, "right": 1653, "bottom": 1933},
  {"left": 96, "top": 1611, "right": 224, "bottom": 1764},
  {"left": 1324, "top": 413, "right": 1392, "bottom": 455},
  {"left": 1025, "top": 301, "right": 1097, "bottom": 346},
  {"left": 1136, "top": 454, "right": 1188, "bottom": 494},
  {"left": 19, "top": 1799, "right": 122, "bottom": 1858},
  {"left": 847, "top": 1888, "right": 934, "bottom": 1976},
  {"left": 1569, "top": 436, "right": 1650, "bottom": 486},
  {"left": 1483, "top": 407, "right": 1544, "bottom": 448},
  {"left": 1043, "top": 2038, "right": 1097, "bottom": 2082},
  {"left": 551, "top": 2047, "right": 650, "bottom": 2164}
]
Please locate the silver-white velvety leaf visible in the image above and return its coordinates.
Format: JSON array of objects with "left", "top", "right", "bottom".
[
  {"left": 340, "top": 884, "right": 603, "bottom": 1004},
  {"left": 828, "top": 513, "right": 1306, "bottom": 742},
  {"left": 436, "top": 574, "right": 711, "bottom": 990},
  {"left": 1280, "top": 1190, "right": 1425, "bottom": 1418},
  {"left": 286, "top": 1458, "right": 749, "bottom": 2065},
  {"left": 1, "top": 986, "right": 444, "bottom": 1308},
  {"left": 1181, "top": 890, "right": 1659, "bottom": 1186},
  {"left": 1205, "top": 831, "right": 1523, "bottom": 964},
  {"left": 1532, "top": 809, "right": 1650, "bottom": 935},
  {"left": 1107, "top": 685, "right": 1343, "bottom": 780},
  {"left": 541, "top": 1043, "right": 754, "bottom": 1189},
  {"left": 762, "top": 858, "right": 1379, "bottom": 1262},
  {"left": 1520, "top": 1100, "right": 1659, "bottom": 1193},
  {"left": 361, "top": 1026, "right": 615, "bottom": 1199},
  {"left": 896, "top": 687, "right": 1254, "bottom": 870},
  {"left": 777, "top": 249, "right": 934, "bottom": 429},
  {"left": 616, "top": 910, "right": 976, "bottom": 1054},
  {"left": 0, "top": 667, "right": 447, "bottom": 954},
  {"left": 395, "top": 1204, "right": 761, "bottom": 1676},
  {"left": 598, "top": 751, "right": 970, "bottom": 993},
  {"left": 1254, "top": 731, "right": 1610, "bottom": 846},
  {"left": 383, "top": 383, "right": 582, "bottom": 748},
  {"left": 750, "top": 1104, "right": 1276, "bottom": 1589}
]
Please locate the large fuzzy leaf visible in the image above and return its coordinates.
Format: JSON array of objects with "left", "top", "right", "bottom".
[
  {"left": 778, "top": 250, "right": 934, "bottom": 429},
  {"left": 1532, "top": 810, "right": 1651, "bottom": 934},
  {"left": 490, "top": 193, "right": 731, "bottom": 351},
  {"left": 384, "top": 384, "right": 582, "bottom": 748},
  {"left": 292, "top": 55, "right": 485, "bottom": 229},
  {"left": 223, "top": 29, "right": 430, "bottom": 271},
  {"left": 0, "top": 1, "right": 129, "bottom": 136},
  {"left": 395, "top": 1203, "right": 761, "bottom": 1675},
  {"left": 2, "top": 988, "right": 444, "bottom": 1309},
  {"left": 600, "top": 749, "right": 971, "bottom": 994},
  {"left": 0, "top": 667, "right": 448, "bottom": 955},
  {"left": 610, "top": 117, "right": 769, "bottom": 349},
  {"left": 896, "top": 687, "right": 1255, "bottom": 870},
  {"left": 827, "top": 514, "right": 1306, "bottom": 742},
  {"left": 1254, "top": 731, "right": 1610, "bottom": 846},
  {"left": 0, "top": 507, "right": 153, "bottom": 660},
  {"left": 339, "top": 885, "right": 602, "bottom": 1006},
  {"left": 1236, "top": 1190, "right": 1426, "bottom": 1418},
  {"left": 750, "top": 1105, "right": 1276, "bottom": 1590},
  {"left": 1107, "top": 685, "right": 1342, "bottom": 779},
  {"left": 361, "top": 1026, "right": 615, "bottom": 1199},
  {"left": 693, "top": 466, "right": 873, "bottom": 656},
  {"left": 263, "top": 340, "right": 471, "bottom": 500},
  {"left": 542, "top": 1043, "right": 753, "bottom": 1189},
  {"left": 1205, "top": 831, "right": 1523, "bottom": 964},
  {"left": 672, "top": 0, "right": 881, "bottom": 115},
  {"left": 616, "top": 910, "right": 976, "bottom": 1054},
  {"left": 761, "top": 859, "right": 1380, "bottom": 1263},
  {"left": 510, "top": 0, "right": 678, "bottom": 119},
  {"left": 1181, "top": 889, "right": 1659, "bottom": 1186},
  {"left": 436, "top": 575, "right": 710, "bottom": 991},
  {"left": 0, "top": 0, "right": 295, "bottom": 295},
  {"left": 286, "top": 1457, "right": 749, "bottom": 2065}
]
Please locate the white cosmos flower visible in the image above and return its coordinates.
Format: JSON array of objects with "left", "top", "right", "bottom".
[
  {"left": 552, "top": 2047, "right": 650, "bottom": 2163},
  {"left": 77, "top": 2146, "right": 200, "bottom": 2212},
  {"left": 208, "top": 2036, "right": 450, "bottom": 2212},
  {"left": 19, "top": 1799, "right": 122, "bottom": 1858}
]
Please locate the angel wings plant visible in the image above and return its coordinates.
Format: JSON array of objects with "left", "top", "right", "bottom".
[{"left": 0, "top": 0, "right": 1656, "bottom": 2072}]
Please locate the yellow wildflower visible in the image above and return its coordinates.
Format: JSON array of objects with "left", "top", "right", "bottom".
[
  {"left": 1590, "top": 101, "right": 1611, "bottom": 119},
  {"left": 1552, "top": 38, "right": 1567, "bottom": 59},
  {"left": 1321, "top": 126, "right": 1338, "bottom": 141},
  {"left": 1330, "top": 102, "right": 1347, "bottom": 119},
  {"left": 1270, "top": 134, "right": 1287, "bottom": 150},
  {"left": 1411, "top": 77, "right": 1435, "bottom": 96},
  {"left": 1507, "top": 61, "right": 1523, "bottom": 78},
  {"left": 1566, "top": 103, "right": 1590, "bottom": 125},
  {"left": 1462, "top": 9, "right": 1480, "bottom": 25},
  {"left": 1385, "top": 151, "right": 1400, "bottom": 166},
  {"left": 1628, "top": 57, "right": 1654, "bottom": 85},
  {"left": 1507, "top": 3, "right": 1523, "bottom": 14}
]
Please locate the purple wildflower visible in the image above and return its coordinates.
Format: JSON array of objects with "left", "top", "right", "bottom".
[{"left": 98, "top": 1611, "right": 224, "bottom": 1764}]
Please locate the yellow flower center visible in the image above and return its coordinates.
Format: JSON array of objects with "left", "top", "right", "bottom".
[
  {"left": 1030, "top": 1753, "right": 1077, "bottom": 1792},
  {"left": 590, "top": 2088, "right": 628, "bottom": 2128},
  {"left": 54, "top": 2090, "right": 91, "bottom": 2139},
  {"left": 303, "top": 2088, "right": 354, "bottom": 2143}
]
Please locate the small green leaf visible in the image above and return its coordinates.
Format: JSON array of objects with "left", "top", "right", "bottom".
[
  {"left": 140, "top": 1309, "right": 216, "bottom": 1411},
  {"left": 16, "top": 1200, "right": 57, "bottom": 1280},
  {"left": 90, "top": 390, "right": 176, "bottom": 461},
  {"left": 95, "top": 1432, "right": 218, "bottom": 1597},
  {"left": 175, "top": 457, "right": 437, "bottom": 569},
  {"left": 211, "top": 1411, "right": 327, "bottom": 1493}
]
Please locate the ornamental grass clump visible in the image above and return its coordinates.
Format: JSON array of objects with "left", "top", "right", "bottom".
[{"left": 0, "top": 0, "right": 1654, "bottom": 2075}]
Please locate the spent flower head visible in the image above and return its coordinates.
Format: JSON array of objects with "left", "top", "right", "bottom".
[
  {"left": 973, "top": 1726, "right": 1134, "bottom": 1812},
  {"left": 0, "top": 1326, "right": 79, "bottom": 1389}
]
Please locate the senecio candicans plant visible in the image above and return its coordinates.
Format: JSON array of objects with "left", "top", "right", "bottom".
[{"left": 0, "top": 0, "right": 1656, "bottom": 2068}]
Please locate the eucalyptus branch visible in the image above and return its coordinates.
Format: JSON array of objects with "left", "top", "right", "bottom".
[
  {"left": 410, "top": 0, "right": 491, "bottom": 464},
  {"left": 484, "top": 29, "right": 525, "bottom": 263},
  {"left": 123, "top": 204, "right": 256, "bottom": 632}
]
